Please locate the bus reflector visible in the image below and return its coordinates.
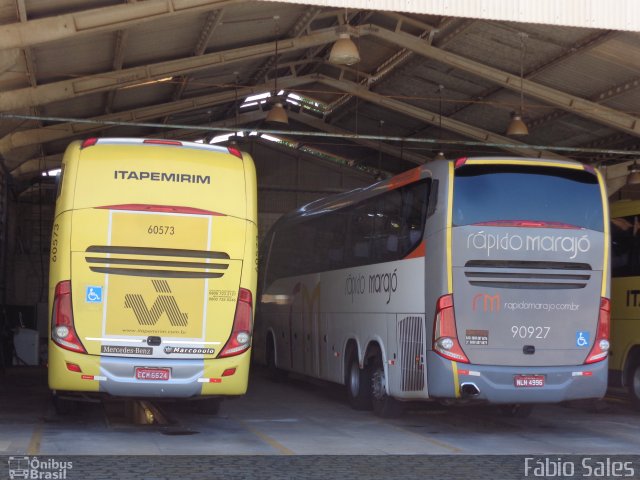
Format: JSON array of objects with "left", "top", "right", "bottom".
[
  {"left": 433, "top": 294, "right": 469, "bottom": 364},
  {"left": 227, "top": 146, "right": 243, "bottom": 159},
  {"left": 143, "top": 139, "right": 183, "bottom": 146},
  {"left": 81, "top": 138, "right": 99, "bottom": 149},
  {"left": 66, "top": 362, "right": 82, "bottom": 373},
  {"left": 218, "top": 288, "right": 252, "bottom": 358},
  {"left": 585, "top": 297, "right": 610, "bottom": 364},
  {"left": 51, "top": 281, "right": 87, "bottom": 354}
]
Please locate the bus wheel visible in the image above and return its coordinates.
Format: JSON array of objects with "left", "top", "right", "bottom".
[
  {"left": 346, "top": 351, "right": 372, "bottom": 410},
  {"left": 266, "top": 337, "right": 287, "bottom": 382},
  {"left": 370, "top": 358, "right": 402, "bottom": 418},
  {"left": 499, "top": 404, "right": 534, "bottom": 418},
  {"left": 628, "top": 361, "right": 640, "bottom": 410}
]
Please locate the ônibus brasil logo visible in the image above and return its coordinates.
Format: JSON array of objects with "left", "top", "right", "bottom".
[{"left": 8, "top": 456, "right": 73, "bottom": 479}]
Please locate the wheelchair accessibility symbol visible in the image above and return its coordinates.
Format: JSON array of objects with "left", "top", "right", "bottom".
[
  {"left": 86, "top": 286, "right": 103, "bottom": 303},
  {"left": 576, "top": 331, "right": 590, "bottom": 348}
]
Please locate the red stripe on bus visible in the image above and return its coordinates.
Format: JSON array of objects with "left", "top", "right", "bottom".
[
  {"left": 96, "top": 204, "right": 225, "bottom": 215},
  {"left": 404, "top": 240, "right": 426, "bottom": 259}
]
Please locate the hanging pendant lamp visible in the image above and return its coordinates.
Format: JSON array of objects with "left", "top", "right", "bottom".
[{"left": 329, "top": 32, "right": 360, "bottom": 66}]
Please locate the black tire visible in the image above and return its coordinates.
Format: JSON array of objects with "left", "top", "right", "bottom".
[
  {"left": 266, "top": 336, "right": 287, "bottom": 382},
  {"left": 627, "top": 361, "right": 640, "bottom": 410},
  {"left": 499, "top": 404, "right": 534, "bottom": 418},
  {"left": 346, "top": 350, "right": 372, "bottom": 410},
  {"left": 370, "top": 356, "right": 402, "bottom": 418},
  {"left": 52, "top": 394, "right": 77, "bottom": 415}
]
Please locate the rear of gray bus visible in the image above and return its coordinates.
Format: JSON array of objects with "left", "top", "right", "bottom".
[{"left": 426, "top": 158, "right": 609, "bottom": 404}]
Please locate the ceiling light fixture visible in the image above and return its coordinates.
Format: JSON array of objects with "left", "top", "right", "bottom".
[
  {"left": 507, "top": 32, "right": 529, "bottom": 136},
  {"left": 265, "top": 101, "right": 288, "bottom": 124},
  {"left": 329, "top": 32, "right": 360, "bottom": 66},
  {"left": 627, "top": 161, "right": 640, "bottom": 185},
  {"left": 328, "top": 11, "right": 360, "bottom": 66}
]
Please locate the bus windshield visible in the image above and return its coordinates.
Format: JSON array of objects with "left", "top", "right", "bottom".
[{"left": 453, "top": 165, "right": 604, "bottom": 231}]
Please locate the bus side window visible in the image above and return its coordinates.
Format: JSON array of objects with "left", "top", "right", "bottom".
[
  {"left": 399, "top": 180, "right": 430, "bottom": 255},
  {"left": 374, "top": 189, "right": 403, "bottom": 263},
  {"left": 266, "top": 223, "right": 314, "bottom": 283},
  {"left": 313, "top": 211, "right": 347, "bottom": 272},
  {"left": 348, "top": 200, "right": 376, "bottom": 267}
]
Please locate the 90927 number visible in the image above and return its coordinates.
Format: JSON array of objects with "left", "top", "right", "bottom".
[
  {"left": 512, "top": 326, "right": 550, "bottom": 339},
  {"left": 147, "top": 225, "right": 175, "bottom": 235}
]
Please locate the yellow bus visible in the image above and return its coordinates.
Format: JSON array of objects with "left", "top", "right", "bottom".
[
  {"left": 48, "top": 138, "right": 257, "bottom": 413},
  {"left": 610, "top": 199, "right": 640, "bottom": 409}
]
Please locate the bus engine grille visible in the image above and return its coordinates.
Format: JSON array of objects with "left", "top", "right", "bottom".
[
  {"left": 85, "top": 245, "right": 230, "bottom": 279},
  {"left": 464, "top": 260, "right": 591, "bottom": 289},
  {"left": 398, "top": 315, "right": 425, "bottom": 392}
]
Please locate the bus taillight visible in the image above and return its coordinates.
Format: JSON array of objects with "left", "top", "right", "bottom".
[
  {"left": 219, "top": 288, "right": 252, "bottom": 358},
  {"left": 51, "top": 281, "right": 87, "bottom": 354},
  {"left": 433, "top": 294, "right": 469, "bottom": 364},
  {"left": 585, "top": 297, "right": 610, "bottom": 364}
]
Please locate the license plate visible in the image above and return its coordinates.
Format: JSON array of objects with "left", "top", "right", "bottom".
[
  {"left": 514, "top": 374, "right": 545, "bottom": 387},
  {"left": 135, "top": 367, "right": 170, "bottom": 381}
]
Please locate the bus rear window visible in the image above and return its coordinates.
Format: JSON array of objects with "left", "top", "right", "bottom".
[{"left": 453, "top": 165, "right": 603, "bottom": 231}]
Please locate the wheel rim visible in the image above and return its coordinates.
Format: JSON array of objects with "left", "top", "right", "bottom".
[{"left": 349, "top": 361, "right": 360, "bottom": 397}]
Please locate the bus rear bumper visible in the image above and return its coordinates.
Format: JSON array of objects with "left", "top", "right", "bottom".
[
  {"left": 426, "top": 352, "right": 608, "bottom": 404},
  {"left": 49, "top": 344, "right": 250, "bottom": 398}
]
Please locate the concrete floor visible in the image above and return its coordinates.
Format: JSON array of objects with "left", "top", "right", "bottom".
[{"left": 1, "top": 365, "right": 640, "bottom": 457}]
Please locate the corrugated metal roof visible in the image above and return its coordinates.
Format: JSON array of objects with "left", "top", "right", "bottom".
[{"left": 0, "top": 0, "right": 638, "bottom": 193}]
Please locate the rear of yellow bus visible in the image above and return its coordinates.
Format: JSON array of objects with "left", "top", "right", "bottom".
[
  {"left": 609, "top": 200, "right": 640, "bottom": 408},
  {"left": 48, "top": 138, "right": 257, "bottom": 404}
]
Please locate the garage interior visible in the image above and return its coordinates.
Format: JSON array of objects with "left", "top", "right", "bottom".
[
  {"left": 0, "top": 1, "right": 638, "bottom": 336},
  {"left": 0, "top": 0, "right": 639, "bottom": 456}
]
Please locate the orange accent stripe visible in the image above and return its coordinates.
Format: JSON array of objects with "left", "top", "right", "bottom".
[
  {"left": 387, "top": 166, "right": 423, "bottom": 190},
  {"left": 404, "top": 240, "right": 426, "bottom": 259}
]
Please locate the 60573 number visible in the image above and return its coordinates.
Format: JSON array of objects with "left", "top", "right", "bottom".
[{"left": 147, "top": 225, "right": 175, "bottom": 235}]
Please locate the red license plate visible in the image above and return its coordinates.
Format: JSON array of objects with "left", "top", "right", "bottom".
[
  {"left": 135, "top": 367, "right": 170, "bottom": 381},
  {"left": 514, "top": 375, "right": 545, "bottom": 388}
]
